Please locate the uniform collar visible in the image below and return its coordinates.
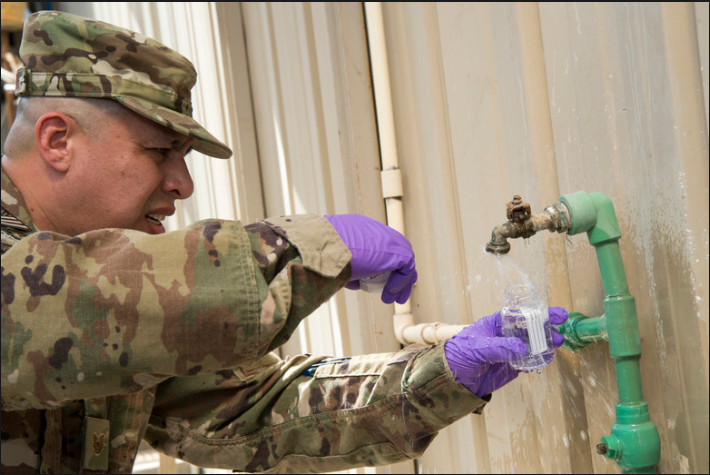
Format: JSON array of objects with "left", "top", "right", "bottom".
[{"left": 1, "top": 163, "right": 37, "bottom": 232}]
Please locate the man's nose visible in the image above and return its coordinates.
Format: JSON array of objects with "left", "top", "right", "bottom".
[{"left": 162, "top": 155, "right": 194, "bottom": 199}]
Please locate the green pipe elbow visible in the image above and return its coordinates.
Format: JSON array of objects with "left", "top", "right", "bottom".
[{"left": 559, "top": 191, "right": 621, "bottom": 245}]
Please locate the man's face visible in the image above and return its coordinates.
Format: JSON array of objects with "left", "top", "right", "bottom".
[{"left": 65, "top": 109, "right": 194, "bottom": 236}]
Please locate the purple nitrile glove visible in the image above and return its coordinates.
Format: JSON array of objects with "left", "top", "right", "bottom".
[
  {"left": 324, "top": 214, "right": 417, "bottom": 304},
  {"left": 444, "top": 307, "right": 568, "bottom": 397}
]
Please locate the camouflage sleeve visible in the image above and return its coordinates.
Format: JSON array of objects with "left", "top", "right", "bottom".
[
  {"left": 144, "top": 343, "right": 487, "bottom": 472},
  {"left": 243, "top": 215, "right": 351, "bottom": 354},
  {"left": 1, "top": 215, "right": 351, "bottom": 411}
]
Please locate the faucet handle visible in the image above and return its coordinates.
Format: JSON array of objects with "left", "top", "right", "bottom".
[{"left": 506, "top": 195, "right": 531, "bottom": 222}]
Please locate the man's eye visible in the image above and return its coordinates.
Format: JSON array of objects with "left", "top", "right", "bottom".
[{"left": 154, "top": 148, "right": 169, "bottom": 155}]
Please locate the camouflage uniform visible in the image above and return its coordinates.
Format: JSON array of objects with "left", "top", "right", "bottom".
[{"left": 1, "top": 11, "right": 487, "bottom": 474}]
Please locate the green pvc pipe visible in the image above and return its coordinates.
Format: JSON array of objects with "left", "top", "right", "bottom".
[
  {"left": 558, "top": 192, "right": 661, "bottom": 474},
  {"left": 574, "top": 314, "right": 607, "bottom": 342},
  {"left": 596, "top": 242, "right": 630, "bottom": 296},
  {"left": 615, "top": 357, "right": 644, "bottom": 404}
]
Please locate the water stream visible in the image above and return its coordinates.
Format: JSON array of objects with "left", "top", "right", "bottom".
[{"left": 491, "top": 251, "right": 535, "bottom": 292}]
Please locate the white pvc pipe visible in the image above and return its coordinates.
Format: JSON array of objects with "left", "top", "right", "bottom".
[
  {"left": 364, "top": 3, "right": 463, "bottom": 346},
  {"left": 401, "top": 323, "right": 467, "bottom": 346},
  {"left": 364, "top": 3, "right": 399, "bottom": 179}
]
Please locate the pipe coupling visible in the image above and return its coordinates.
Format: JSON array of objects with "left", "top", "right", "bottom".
[{"left": 542, "top": 201, "right": 572, "bottom": 234}]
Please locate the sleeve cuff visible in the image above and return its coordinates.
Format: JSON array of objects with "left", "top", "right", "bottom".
[
  {"left": 401, "top": 343, "right": 492, "bottom": 423},
  {"left": 263, "top": 215, "right": 352, "bottom": 278}
]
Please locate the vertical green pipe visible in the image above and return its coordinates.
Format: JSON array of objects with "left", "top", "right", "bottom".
[
  {"left": 615, "top": 358, "right": 644, "bottom": 404},
  {"left": 559, "top": 192, "right": 660, "bottom": 473},
  {"left": 595, "top": 242, "right": 629, "bottom": 296}
]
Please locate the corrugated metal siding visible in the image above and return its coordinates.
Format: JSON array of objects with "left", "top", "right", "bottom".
[{"left": 59, "top": 3, "right": 710, "bottom": 474}]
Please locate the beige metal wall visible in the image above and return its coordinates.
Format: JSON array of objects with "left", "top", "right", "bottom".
[
  {"left": 372, "top": 2, "right": 710, "bottom": 473},
  {"left": 60, "top": 2, "right": 709, "bottom": 474}
]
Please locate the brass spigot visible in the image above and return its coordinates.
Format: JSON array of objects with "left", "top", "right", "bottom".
[{"left": 485, "top": 195, "right": 571, "bottom": 254}]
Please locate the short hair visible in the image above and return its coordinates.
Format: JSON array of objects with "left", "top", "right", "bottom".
[{"left": 4, "top": 97, "right": 133, "bottom": 157}]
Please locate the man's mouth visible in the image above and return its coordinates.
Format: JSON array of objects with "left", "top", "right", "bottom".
[
  {"left": 146, "top": 214, "right": 166, "bottom": 226},
  {"left": 145, "top": 214, "right": 167, "bottom": 234}
]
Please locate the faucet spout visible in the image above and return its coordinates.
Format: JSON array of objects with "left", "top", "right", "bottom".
[
  {"left": 485, "top": 195, "right": 570, "bottom": 254},
  {"left": 485, "top": 221, "right": 517, "bottom": 254}
]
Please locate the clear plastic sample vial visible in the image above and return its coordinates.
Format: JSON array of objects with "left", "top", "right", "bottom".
[
  {"left": 500, "top": 282, "right": 555, "bottom": 371},
  {"left": 359, "top": 271, "right": 391, "bottom": 294}
]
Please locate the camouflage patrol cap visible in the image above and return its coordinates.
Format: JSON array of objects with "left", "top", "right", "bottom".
[{"left": 15, "top": 10, "right": 232, "bottom": 159}]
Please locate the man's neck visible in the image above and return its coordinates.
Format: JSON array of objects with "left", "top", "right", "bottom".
[{"left": 1, "top": 155, "right": 51, "bottom": 232}]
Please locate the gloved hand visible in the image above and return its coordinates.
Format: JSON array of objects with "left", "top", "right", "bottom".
[
  {"left": 324, "top": 214, "right": 417, "bottom": 304},
  {"left": 444, "top": 307, "right": 568, "bottom": 397}
]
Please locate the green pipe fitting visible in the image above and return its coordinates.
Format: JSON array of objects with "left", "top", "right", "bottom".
[
  {"left": 556, "top": 312, "right": 607, "bottom": 352},
  {"left": 557, "top": 191, "right": 660, "bottom": 473},
  {"left": 598, "top": 403, "right": 661, "bottom": 474},
  {"left": 560, "top": 191, "right": 622, "bottom": 245},
  {"left": 605, "top": 295, "right": 642, "bottom": 359}
]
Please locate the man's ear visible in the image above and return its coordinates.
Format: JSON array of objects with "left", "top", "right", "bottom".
[{"left": 34, "top": 111, "right": 77, "bottom": 173}]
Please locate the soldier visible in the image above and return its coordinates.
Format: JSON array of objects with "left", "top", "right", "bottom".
[{"left": 1, "top": 11, "right": 568, "bottom": 474}]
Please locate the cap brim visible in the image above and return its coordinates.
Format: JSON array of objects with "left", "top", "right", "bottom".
[{"left": 115, "top": 96, "right": 233, "bottom": 159}]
